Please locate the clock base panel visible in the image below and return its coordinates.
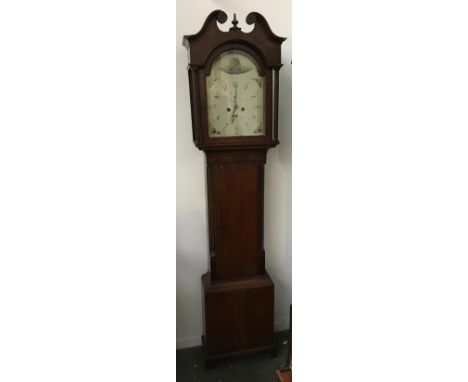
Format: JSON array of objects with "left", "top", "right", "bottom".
[{"left": 201, "top": 272, "right": 275, "bottom": 365}]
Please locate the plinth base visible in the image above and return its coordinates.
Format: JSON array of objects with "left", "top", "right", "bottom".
[{"left": 201, "top": 272, "right": 275, "bottom": 366}]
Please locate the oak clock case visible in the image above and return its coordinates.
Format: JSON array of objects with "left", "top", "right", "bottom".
[{"left": 183, "top": 10, "right": 285, "bottom": 367}]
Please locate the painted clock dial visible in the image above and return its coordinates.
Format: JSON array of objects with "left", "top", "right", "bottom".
[{"left": 206, "top": 50, "right": 265, "bottom": 137}]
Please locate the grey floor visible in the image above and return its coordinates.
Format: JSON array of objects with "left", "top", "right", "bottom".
[{"left": 176, "top": 331, "right": 289, "bottom": 382}]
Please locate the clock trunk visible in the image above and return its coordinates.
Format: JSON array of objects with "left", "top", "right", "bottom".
[{"left": 206, "top": 150, "right": 266, "bottom": 282}]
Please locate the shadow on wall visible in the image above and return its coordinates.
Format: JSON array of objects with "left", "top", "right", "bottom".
[
  {"left": 272, "top": 275, "right": 291, "bottom": 330},
  {"left": 176, "top": 208, "right": 208, "bottom": 343},
  {"left": 277, "top": 61, "right": 292, "bottom": 168}
]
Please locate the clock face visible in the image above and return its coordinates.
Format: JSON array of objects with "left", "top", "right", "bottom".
[{"left": 206, "top": 50, "right": 265, "bottom": 137}]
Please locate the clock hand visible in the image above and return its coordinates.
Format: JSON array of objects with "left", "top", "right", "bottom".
[
  {"left": 231, "top": 82, "right": 238, "bottom": 123},
  {"left": 231, "top": 103, "right": 238, "bottom": 123}
]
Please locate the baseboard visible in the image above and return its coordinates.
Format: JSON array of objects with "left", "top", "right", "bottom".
[
  {"left": 274, "top": 319, "right": 290, "bottom": 332},
  {"left": 176, "top": 336, "right": 202, "bottom": 349},
  {"left": 177, "top": 320, "right": 290, "bottom": 350}
]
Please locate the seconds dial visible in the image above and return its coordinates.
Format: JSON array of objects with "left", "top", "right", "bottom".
[{"left": 206, "top": 50, "right": 265, "bottom": 137}]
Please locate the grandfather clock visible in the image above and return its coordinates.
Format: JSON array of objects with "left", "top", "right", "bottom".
[{"left": 183, "top": 10, "right": 285, "bottom": 366}]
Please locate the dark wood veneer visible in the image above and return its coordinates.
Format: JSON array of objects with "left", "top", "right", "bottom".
[
  {"left": 202, "top": 272, "right": 274, "bottom": 359},
  {"left": 206, "top": 149, "right": 266, "bottom": 282}
]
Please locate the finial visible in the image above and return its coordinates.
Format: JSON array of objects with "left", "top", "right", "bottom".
[{"left": 230, "top": 13, "right": 240, "bottom": 30}]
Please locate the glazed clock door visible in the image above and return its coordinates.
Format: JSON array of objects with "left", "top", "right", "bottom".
[{"left": 206, "top": 50, "right": 265, "bottom": 137}]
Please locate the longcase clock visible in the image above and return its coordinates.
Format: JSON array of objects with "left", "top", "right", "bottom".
[{"left": 183, "top": 10, "right": 285, "bottom": 367}]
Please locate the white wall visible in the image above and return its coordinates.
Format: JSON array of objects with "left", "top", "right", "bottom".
[{"left": 176, "top": 0, "right": 291, "bottom": 349}]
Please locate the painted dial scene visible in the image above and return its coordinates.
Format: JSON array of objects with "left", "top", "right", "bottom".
[{"left": 206, "top": 50, "right": 265, "bottom": 137}]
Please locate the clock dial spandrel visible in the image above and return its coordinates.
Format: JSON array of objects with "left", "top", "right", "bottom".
[{"left": 206, "top": 50, "right": 265, "bottom": 138}]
